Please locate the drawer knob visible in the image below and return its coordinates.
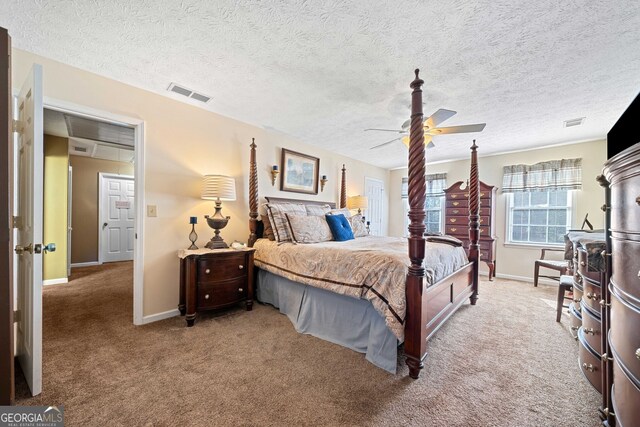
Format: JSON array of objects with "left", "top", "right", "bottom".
[
  {"left": 599, "top": 299, "right": 610, "bottom": 307},
  {"left": 600, "top": 204, "right": 609, "bottom": 212},
  {"left": 636, "top": 348, "right": 640, "bottom": 360},
  {"left": 452, "top": 202, "right": 460, "bottom": 206},
  {"left": 582, "top": 363, "right": 596, "bottom": 372},
  {"left": 450, "top": 227, "right": 457, "bottom": 232},
  {"left": 586, "top": 292, "right": 598, "bottom": 300},
  {"left": 480, "top": 192, "right": 485, "bottom": 197},
  {"left": 573, "top": 298, "right": 581, "bottom": 304},
  {"left": 580, "top": 261, "right": 586, "bottom": 266},
  {"left": 570, "top": 326, "right": 579, "bottom": 331},
  {"left": 204, "top": 294, "right": 210, "bottom": 300},
  {"left": 453, "top": 209, "right": 459, "bottom": 214},
  {"left": 238, "top": 288, "right": 243, "bottom": 292},
  {"left": 584, "top": 328, "right": 597, "bottom": 335},
  {"left": 451, "top": 194, "right": 458, "bottom": 198},
  {"left": 238, "top": 265, "right": 244, "bottom": 270},
  {"left": 450, "top": 218, "right": 457, "bottom": 223},
  {"left": 205, "top": 268, "right": 211, "bottom": 274}
]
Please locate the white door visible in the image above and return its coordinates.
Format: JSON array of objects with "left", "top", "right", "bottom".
[
  {"left": 67, "top": 166, "right": 72, "bottom": 276},
  {"left": 364, "top": 177, "right": 384, "bottom": 236},
  {"left": 100, "top": 174, "right": 135, "bottom": 263},
  {"left": 15, "top": 64, "right": 44, "bottom": 396}
]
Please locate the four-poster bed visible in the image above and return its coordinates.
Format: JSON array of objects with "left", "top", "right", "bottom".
[{"left": 247, "top": 70, "right": 480, "bottom": 379}]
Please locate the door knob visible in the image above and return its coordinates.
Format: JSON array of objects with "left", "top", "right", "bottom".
[
  {"left": 103, "top": 222, "right": 108, "bottom": 228},
  {"left": 43, "top": 243, "right": 56, "bottom": 253},
  {"left": 14, "top": 243, "right": 33, "bottom": 255}
]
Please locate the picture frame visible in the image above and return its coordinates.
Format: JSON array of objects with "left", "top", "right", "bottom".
[{"left": 280, "top": 148, "right": 320, "bottom": 194}]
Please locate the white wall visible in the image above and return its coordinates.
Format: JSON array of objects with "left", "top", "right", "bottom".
[
  {"left": 389, "top": 139, "right": 607, "bottom": 280},
  {"left": 12, "top": 48, "right": 390, "bottom": 317}
]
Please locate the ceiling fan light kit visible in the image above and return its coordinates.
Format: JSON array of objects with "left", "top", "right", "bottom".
[{"left": 367, "top": 108, "right": 486, "bottom": 150}]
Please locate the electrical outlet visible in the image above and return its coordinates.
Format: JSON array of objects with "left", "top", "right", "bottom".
[{"left": 147, "top": 205, "right": 157, "bottom": 217}]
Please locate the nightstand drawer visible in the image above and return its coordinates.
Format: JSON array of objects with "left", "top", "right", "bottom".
[
  {"left": 198, "top": 277, "right": 248, "bottom": 309},
  {"left": 198, "top": 254, "right": 247, "bottom": 283}
]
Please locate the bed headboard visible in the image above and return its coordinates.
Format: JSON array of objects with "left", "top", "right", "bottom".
[{"left": 247, "top": 141, "right": 344, "bottom": 247}]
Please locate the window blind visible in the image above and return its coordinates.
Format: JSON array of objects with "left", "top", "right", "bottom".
[
  {"left": 502, "top": 158, "right": 582, "bottom": 193},
  {"left": 401, "top": 173, "right": 447, "bottom": 198}
]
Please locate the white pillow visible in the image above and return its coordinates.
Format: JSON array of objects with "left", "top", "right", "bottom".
[
  {"left": 266, "top": 203, "right": 307, "bottom": 242},
  {"left": 285, "top": 214, "right": 333, "bottom": 243}
]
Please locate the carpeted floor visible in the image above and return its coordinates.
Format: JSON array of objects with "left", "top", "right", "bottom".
[{"left": 16, "top": 262, "right": 601, "bottom": 426}]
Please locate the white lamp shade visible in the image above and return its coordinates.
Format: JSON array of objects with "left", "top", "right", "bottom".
[
  {"left": 347, "top": 195, "right": 369, "bottom": 210},
  {"left": 202, "top": 175, "right": 236, "bottom": 201}
]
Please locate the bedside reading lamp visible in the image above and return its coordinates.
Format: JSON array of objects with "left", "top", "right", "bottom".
[
  {"left": 202, "top": 174, "right": 236, "bottom": 249},
  {"left": 347, "top": 195, "right": 369, "bottom": 215}
]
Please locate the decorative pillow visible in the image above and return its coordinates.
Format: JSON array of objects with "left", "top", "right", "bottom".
[
  {"left": 328, "top": 207, "right": 352, "bottom": 218},
  {"left": 325, "top": 214, "right": 354, "bottom": 241},
  {"left": 348, "top": 214, "right": 368, "bottom": 238},
  {"left": 285, "top": 214, "right": 333, "bottom": 243},
  {"left": 266, "top": 203, "right": 307, "bottom": 242},
  {"left": 305, "top": 204, "right": 332, "bottom": 216},
  {"left": 261, "top": 214, "right": 276, "bottom": 241}
]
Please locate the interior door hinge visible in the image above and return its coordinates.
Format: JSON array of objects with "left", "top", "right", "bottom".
[
  {"left": 12, "top": 119, "right": 23, "bottom": 134},
  {"left": 13, "top": 309, "right": 20, "bottom": 323},
  {"left": 11, "top": 215, "right": 20, "bottom": 229}
]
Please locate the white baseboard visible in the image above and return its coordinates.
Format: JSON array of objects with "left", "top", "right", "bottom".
[
  {"left": 142, "top": 308, "right": 180, "bottom": 325},
  {"left": 494, "top": 272, "right": 559, "bottom": 286},
  {"left": 43, "top": 278, "right": 68, "bottom": 286},
  {"left": 70, "top": 261, "right": 100, "bottom": 268}
]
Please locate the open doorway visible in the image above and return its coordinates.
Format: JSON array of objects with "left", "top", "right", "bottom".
[{"left": 41, "top": 104, "right": 145, "bottom": 325}]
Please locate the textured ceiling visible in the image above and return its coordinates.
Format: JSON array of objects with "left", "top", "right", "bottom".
[{"left": 2, "top": 0, "right": 640, "bottom": 169}]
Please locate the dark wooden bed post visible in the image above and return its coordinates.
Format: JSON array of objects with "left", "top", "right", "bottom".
[
  {"left": 248, "top": 138, "right": 259, "bottom": 248},
  {"left": 468, "top": 140, "right": 480, "bottom": 304},
  {"left": 404, "top": 69, "right": 428, "bottom": 379},
  {"left": 339, "top": 164, "right": 347, "bottom": 208}
]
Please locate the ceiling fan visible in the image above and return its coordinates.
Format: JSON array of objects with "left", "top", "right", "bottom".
[{"left": 366, "top": 109, "right": 486, "bottom": 149}]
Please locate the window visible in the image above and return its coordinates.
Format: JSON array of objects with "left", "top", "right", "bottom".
[
  {"left": 401, "top": 174, "right": 446, "bottom": 236},
  {"left": 502, "top": 158, "right": 581, "bottom": 245},
  {"left": 507, "top": 190, "right": 572, "bottom": 245}
]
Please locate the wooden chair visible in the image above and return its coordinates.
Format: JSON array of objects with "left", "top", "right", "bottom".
[
  {"left": 556, "top": 275, "right": 573, "bottom": 322},
  {"left": 533, "top": 247, "right": 570, "bottom": 287}
]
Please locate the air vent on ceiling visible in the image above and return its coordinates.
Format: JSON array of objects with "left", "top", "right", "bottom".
[
  {"left": 167, "top": 82, "right": 212, "bottom": 104},
  {"left": 73, "top": 146, "right": 87, "bottom": 152},
  {"left": 563, "top": 117, "right": 585, "bottom": 128}
]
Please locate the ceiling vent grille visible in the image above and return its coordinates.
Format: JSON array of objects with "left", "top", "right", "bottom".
[
  {"left": 563, "top": 117, "right": 585, "bottom": 128},
  {"left": 167, "top": 82, "right": 212, "bottom": 104},
  {"left": 73, "top": 146, "right": 87, "bottom": 152}
]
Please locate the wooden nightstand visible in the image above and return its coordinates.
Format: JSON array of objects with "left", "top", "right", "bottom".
[{"left": 178, "top": 248, "right": 255, "bottom": 326}]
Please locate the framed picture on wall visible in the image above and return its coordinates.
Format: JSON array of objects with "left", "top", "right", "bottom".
[{"left": 280, "top": 148, "right": 319, "bottom": 194}]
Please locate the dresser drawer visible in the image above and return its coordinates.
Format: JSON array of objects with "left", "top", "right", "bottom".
[
  {"left": 445, "top": 225, "right": 490, "bottom": 237},
  {"left": 581, "top": 273, "right": 602, "bottom": 314},
  {"left": 197, "top": 277, "right": 248, "bottom": 309},
  {"left": 609, "top": 290, "right": 640, "bottom": 385},
  {"left": 446, "top": 207, "right": 491, "bottom": 217},
  {"left": 611, "top": 237, "right": 640, "bottom": 302},
  {"left": 611, "top": 357, "right": 640, "bottom": 427},
  {"left": 578, "top": 329, "right": 603, "bottom": 393},
  {"left": 573, "top": 272, "right": 584, "bottom": 293},
  {"left": 445, "top": 216, "right": 490, "bottom": 227},
  {"left": 198, "top": 253, "right": 248, "bottom": 283},
  {"left": 580, "top": 301, "right": 602, "bottom": 355},
  {"left": 446, "top": 199, "right": 468, "bottom": 209},
  {"left": 609, "top": 174, "right": 640, "bottom": 234},
  {"left": 577, "top": 247, "right": 602, "bottom": 283},
  {"left": 569, "top": 303, "right": 582, "bottom": 339}
]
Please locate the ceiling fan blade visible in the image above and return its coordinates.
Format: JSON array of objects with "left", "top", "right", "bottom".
[
  {"left": 364, "top": 128, "right": 405, "bottom": 133},
  {"left": 429, "top": 123, "right": 486, "bottom": 135},
  {"left": 369, "top": 137, "right": 401, "bottom": 149},
  {"left": 424, "top": 109, "right": 457, "bottom": 129}
]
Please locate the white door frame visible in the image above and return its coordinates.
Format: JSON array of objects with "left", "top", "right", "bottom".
[
  {"left": 364, "top": 177, "right": 385, "bottom": 236},
  {"left": 98, "top": 173, "right": 135, "bottom": 264},
  {"left": 67, "top": 166, "right": 72, "bottom": 277},
  {"left": 43, "top": 97, "right": 145, "bottom": 326}
]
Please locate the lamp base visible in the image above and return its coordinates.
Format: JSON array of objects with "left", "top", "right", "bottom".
[{"left": 205, "top": 234, "right": 229, "bottom": 249}]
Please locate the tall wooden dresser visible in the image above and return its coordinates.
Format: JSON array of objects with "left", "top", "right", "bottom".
[
  {"left": 444, "top": 180, "right": 497, "bottom": 279},
  {"left": 602, "top": 142, "right": 640, "bottom": 427}
]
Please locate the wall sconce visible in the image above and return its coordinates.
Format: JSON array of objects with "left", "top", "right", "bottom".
[
  {"left": 320, "top": 175, "right": 328, "bottom": 192},
  {"left": 271, "top": 165, "right": 279, "bottom": 186}
]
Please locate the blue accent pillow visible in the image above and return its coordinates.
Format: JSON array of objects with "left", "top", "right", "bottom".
[{"left": 325, "top": 214, "right": 354, "bottom": 241}]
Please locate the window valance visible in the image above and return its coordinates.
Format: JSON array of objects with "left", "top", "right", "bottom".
[
  {"left": 401, "top": 173, "right": 447, "bottom": 198},
  {"left": 502, "top": 158, "right": 582, "bottom": 193}
]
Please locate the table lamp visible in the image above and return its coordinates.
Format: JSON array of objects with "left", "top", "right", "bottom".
[
  {"left": 347, "top": 195, "right": 369, "bottom": 215},
  {"left": 202, "top": 174, "right": 236, "bottom": 249}
]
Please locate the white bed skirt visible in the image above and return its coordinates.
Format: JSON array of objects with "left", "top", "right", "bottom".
[{"left": 256, "top": 268, "right": 399, "bottom": 373}]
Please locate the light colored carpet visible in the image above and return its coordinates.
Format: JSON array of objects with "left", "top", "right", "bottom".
[{"left": 16, "top": 262, "right": 601, "bottom": 426}]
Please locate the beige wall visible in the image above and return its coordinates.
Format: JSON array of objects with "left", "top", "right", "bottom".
[
  {"left": 12, "top": 48, "right": 390, "bottom": 318},
  {"left": 43, "top": 135, "right": 68, "bottom": 281},
  {"left": 69, "top": 155, "right": 134, "bottom": 264},
  {"left": 389, "top": 139, "right": 607, "bottom": 280}
]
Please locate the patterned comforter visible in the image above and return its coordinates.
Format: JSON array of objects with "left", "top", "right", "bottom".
[{"left": 253, "top": 235, "right": 469, "bottom": 341}]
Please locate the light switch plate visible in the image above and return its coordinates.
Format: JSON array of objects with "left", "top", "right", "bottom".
[{"left": 147, "top": 205, "right": 157, "bottom": 217}]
